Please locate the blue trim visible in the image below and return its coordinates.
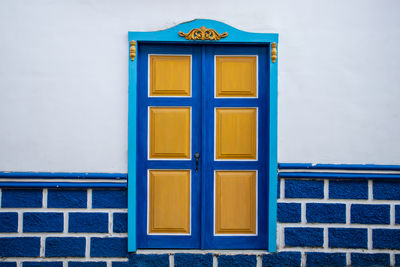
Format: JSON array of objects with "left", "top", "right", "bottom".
[
  {"left": 0, "top": 182, "right": 127, "bottom": 188},
  {"left": 279, "top": 163, "right": 400, "bottom": 171},
  {"left": 279, "top": 172, "right": 400, "bottom": 180},
  {"left": 0, "top": 172, "right": 127, "bottom": 179}
]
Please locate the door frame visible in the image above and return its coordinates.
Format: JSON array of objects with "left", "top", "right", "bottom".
[{"left": 128, "top": 19, "right": 278, "bottom": 252}]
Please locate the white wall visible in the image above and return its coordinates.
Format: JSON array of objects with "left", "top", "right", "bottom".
[{"left": 0, "top": 0, "right": 399, "bottom": 172}]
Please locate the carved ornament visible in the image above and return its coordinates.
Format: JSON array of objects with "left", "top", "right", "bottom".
[
  {"left": 271, "top": 42, "right": 277, "bottom": 63},
  {"left": 178, "top": 26, "right": 228, "bottom": 41},
  {"left": 130, "top": 41, "right": 136, "bottom": 61}
]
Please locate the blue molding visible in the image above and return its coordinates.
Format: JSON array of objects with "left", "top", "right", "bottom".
[
  {"left": 279, "top": 163, "right": 400, "bottom": 171},
  {"left": 0, "top": 172, "right": 127, "bottom": 179},
  {"left": 0, "top": 182, "right": 127, "bottom": 188}
]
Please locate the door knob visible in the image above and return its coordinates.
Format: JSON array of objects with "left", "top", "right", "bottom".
[{"left": 194, "top": 152, "right": 200, "bottom": 172}]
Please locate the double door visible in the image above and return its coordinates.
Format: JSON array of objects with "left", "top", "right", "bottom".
[{"left": 136, "top": 44, "right": 269, "bottom": 249}]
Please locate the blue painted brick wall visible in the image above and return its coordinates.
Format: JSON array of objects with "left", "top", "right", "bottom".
[
  {"left": 306, "top": 252, "right": 346, "bottom": 267},
  {"left": 218, "top": 255, "right": 256, "bottom": 267},
  {"left": 69, "top": 263, "right": 107, "bottom": 267},
  {"left": 373, "top": 229, "right": 400, "bottom": 249},
  {"left": 278, "top": 203, "right": 301, "bottom": 223},
  {"left": 329, "top": 180, "right": 368, "bottom": 199},
  {"left": 2, "top": 189, "right": 42, "bottom": 208},
  {"left": 262, "top": 252, "right": 301, "bottom": 267},
  {"left": 23, "top": 263, "right": 63, "bottom": 267},
  {"left": 23, "top": 212, "right": 63, "bottom": 232},
  {"left": 129, "top": 254, "right": 169, "bottom": 267},
  {"left": 396, "top": 254, "right": 400, "bottom": 266},
  {"left": 91, "top": 237, "right": 127, "bottom": 257},
  {"left": 373, "top": 181, "right": 400, "bottom": 200},
  {"left": 351, "top": 204, "right": 390, "bottom": 224},
  {"left": 45, "top": 237, "right": 85, "bottom": 257},
  {"left": 69, "top": 212, "right": 108, "bottom": 233},
  {"left": 113, "top": 213, "right": 127, "bottom": 233},
  {"left": 112, "top": 262, "right": 128, "bottom": 267},
  {"left": 47, "top": 189, "right": 87, "bottom": 208},
  {"left": 0, "top": 237, "right": 40, "bottom": 257},
  {"left": 285, "top": 180, "right": 324, "bottom": 198},
  {"left": 0, "top": 212, "right": 18, "bottom": 232},
  {"left": 285, "top": 227, "right": 323, "bottom": 247},
  {"left": 328, "top": 228, "right": 367, "bottom": 248},
  {"left": 92, "top": 190, "right": 127, "bottom": 208},
  {"left": 306, "top": 203, "right": 346, "bottom": 223},
  {"left": 351, "top": 253, "right": 390, "bottom": 267},
  {"left": 174, "top": 253, "right": 213, "bottom": 267}
]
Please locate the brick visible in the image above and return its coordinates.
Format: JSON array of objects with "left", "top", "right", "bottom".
[
  {"left": 45, "top": 237, "right": 85, "bottom": 257},
  {"left": 306, "top": 203, "right": 345, "bottom": 223},
  {"left": 351, "top": 204, "right": 390, "bottom": 224},
  {"left": 262, "top": 252, "right": 301, "bottom": 267},
  {"left": 129, "top": 254, "right": 169, "bottom": 267},
  {"left": 23, "top": 212, "right": 63, "bottom": 232},
  {"left": 328, "top": 228, "right": 367, "bottom": 248},
  {"left": 69, "top": 212, "right": 108, "bottom": 233},
  {"left": 373, "top": 229, "right": 400, "bottom": 249},
  {"left": 396, "top": 205, "right": 400, "bottom": 224},
  {"left": 113, "top": 213, "right": 127, "bottom": 233},
  {"left": 285, "top": 227, "right": 323, "bottom": 247},
  {"left": 218, "top": 255, "right": 256, "bottom": 267},
  {"left": 90, "top": 237, "right": 127, "bottom": 257},
  {"left": 92, "top": 190, "right": 127, "bottom": 208},
  {"left": 0, "top": 212, "right": 18, "bottom": 232},
  {"left": 396, "top": 254, "right": 400, "bottom": 267},
  {"left": 373, "top": 181, "right": 400, "bottom": 200},
  {"left": 285, "top": 180, "right": 324, "bottom": 198},
  {"left": 0, "top": 263, "right": 16, "bottom": 267},
  {"left": 23, "top": 263, "right": 63, "bottom": 267},
  {"left": 174, "top": 253, "right": 213, "bottom": 267},
  {"left": 329, "top": 181, "right": 368, "bottom": 199},
  {"left": 112, "top": 263, "right": 128, "bottom": 267},
  {"left": 306, "top": 252, "right": 346, "bottom": 267},
  {"left": 48, "top": 189, "right": 87, "bottom": 208},
  {"left": 351, "top": 253, "right": 389, "bottom": 267},
  {"left": 0, "top": 237, "right": 40, "bottom": 257},
  {"left": 278, "top": 203, "right": 301, "bottom": 223},
  {"left": 69, "top": 263, "right": 107, "bottom": 267},
  {"left": 1, "top": 189, "right": 42, "bottom": 208}
]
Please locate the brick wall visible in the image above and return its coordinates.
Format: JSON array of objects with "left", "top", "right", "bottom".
[{"left": 1, "top": 178, "right": 400, "bottom": 266}]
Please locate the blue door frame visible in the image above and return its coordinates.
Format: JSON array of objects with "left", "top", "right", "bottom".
[{"left": 128, "top": 19, "right": 278, "bottom": 251}]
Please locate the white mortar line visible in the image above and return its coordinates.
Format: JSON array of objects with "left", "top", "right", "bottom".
[
  {"left": 278, "top": 198, "right": 400, "bottom": 204},
  {"left": 0, "top": 208, "right": 127, "bottom": 212},
  {"left": 3, "top": 257, "right": 128, "bottom": 261},
  {"left": 43, "top": 188, "right": 48, "bottom": 208},
  {"left": 18, "top": 210, "right": 23, "bottom": 233},
  {"left": 85, "top": 236, "right": 90, "bottom": 259},
  {"left": 0, "top": 188, "right": 2, "bottom": 207},
  {"left": 391, "top": 204, "right": 395, "bottom": 225},
  {"left": 213, "top": 254, "right": 218, "bottom": 267},
  {"left": 169, "top": 253, "right": 174, "bottom": 267},
  {"left": 368, "top": 180, "right": 373, "bottom": 201},
  {"left": 346, "top": 252, "right": 351, "bottom": 266},
  {"left": 87, "top": 189, "right": 92, "bottom": 209},
  {"left": 278, "top": 223, "right": 399, "bottom": 229},
  {"left": 64, "top": 212, "right": 69, "bottom": 233},
  {"left": 367, "top": 228, "right": 372, "bottom": 250},
  {"left": 301, "top": 251, "right": 306, "bottom": 267},
  {"left": 16, "top": 262, "right": 22, "bottom": 267},
  {"left": 256, "top": 254, "right": 262, "bottom": 267},
  {"left": 323, "top": 227, "right": 328, "bottom": 249},
  {"left": 63, "top": 261, "right": 67, "bottom": 267},
  {"left": 109, "top": 212, "right": 113, "bottom": 234},
  {"left": 346, "top": 203, "right": 351, "bottom": 225},
  {"left": 107, "top": 261, "right": 111, "bottom": 267},
  {"left": 390, "top": 252, "right": 395, "bottom": 266},
  {"left": 301, "top": 202, "right": 306, "bottom": 224},
  {"left": 280, "top": 178, "right": 285, "bottom": 199},
  {"left": 323, "top": 180, "right": 328, "bottom": 200},
  {"left": 0, "top": 232, "right": 128, "bottom": 237},
  {"left": 40, "top": 236, "right": 45, "bottom": 257}
]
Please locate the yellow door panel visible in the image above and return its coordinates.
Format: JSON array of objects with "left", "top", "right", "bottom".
[
  {"left": 216, "top": 56, "right": 257, "bottom": 97},
  {"left": 216, "top": 108, "right": 257, "bottom": 160},
  {"left": 150, "top": 55, "right": 191, "bottom": 96},
  {"left": 149, "top": 107, "right": 191, "bottom": 159},
  {"left": 215, "top": 171, "right": 257, "bottom": 234},
  {"left": 149, "top": 170, "right": 191, "bottom": 234}
]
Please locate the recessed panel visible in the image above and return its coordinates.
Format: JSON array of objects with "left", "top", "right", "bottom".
[
  {"left": 149, "top": 107, "right": 190, "bottom": 159},
  {"left": 216, "top": 56, "right": 257, "bottom": 97},
  {"left": 216, "top": 108, "right": 257, "bottom": 160},
  {"left": 149, "top": 170, "right": 191, "bottom": 234},
  {"left": 215, "top": 171, "right": 257, "bottom": 234},
  {"left": 150, "top": 55, "right": 191, "bottom": 96}
]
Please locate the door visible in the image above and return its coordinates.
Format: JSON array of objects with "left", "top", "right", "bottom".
[{"left": 137, "top": 43, "right": 269, "bottom": 249}]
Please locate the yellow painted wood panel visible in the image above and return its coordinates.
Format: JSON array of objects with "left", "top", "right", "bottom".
[
  {"left": 149, "top": 170, "right": 191, "bottom": 234},
  {"left": 216, "top": 108, "right": 257, "bottom": 159},
  {"left": 216, "top": 56, "right": 257, "bottom": 97},
  {"left": 150, "top": 55, "right": 191, "bottom": 96},
  {"left": 149, "top": 107, "right": 190, "bottom": 159},
  {"left": 215, "top": 171, "right": 256, "bottom": 234}
]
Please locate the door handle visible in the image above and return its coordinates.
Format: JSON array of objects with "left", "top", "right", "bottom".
[{"left": 194, "top": 152, "right": 200, "bottom": 172}]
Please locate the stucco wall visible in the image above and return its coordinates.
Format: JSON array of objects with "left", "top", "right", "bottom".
[{"left": 0, "top": 0, "right": 399, "bottom": 172}]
